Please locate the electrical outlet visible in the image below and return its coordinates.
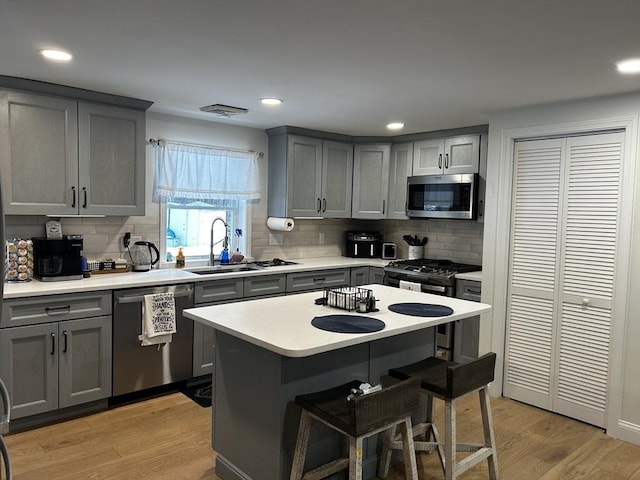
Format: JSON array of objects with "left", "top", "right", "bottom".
[
  {"left": 319, "top": 232, "right": 325, "bottom": 244},
  {"left": 123, "top": 234, "right": 142, "bottom": 251},
  {"left": 269, "top": 233, "right": 283, "bottom": 245}
]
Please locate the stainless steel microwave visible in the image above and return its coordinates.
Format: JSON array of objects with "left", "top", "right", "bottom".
[{"left": 406, "top": 173, "right": 478, "bottom": 220}]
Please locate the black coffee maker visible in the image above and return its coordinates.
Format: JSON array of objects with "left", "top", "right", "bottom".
[{"left": 32, "top": 235, "right": 84, "bottom": 281}]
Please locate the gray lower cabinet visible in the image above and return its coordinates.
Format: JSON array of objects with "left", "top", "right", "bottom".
[
  {"left": 350, "top": 267, "right": 370, "bottom": 286},
  {"left": 0, "top": 315, "right": 112, "bottom": 419},
  {"left": 193, "top": 275, "right": 288, "bottom": 377},
  {"left": 0, "top": 89, "right": 146, "bottom": 216},
  {"left": 370, "top": 267, "right": 385, "bottom": 284},
  {"left": 244, "top": 274, "right": 286, "bottom": 298},
  {"left": 286, "top": 269, "right": 349, "bottom": 293},
  {"left": 454, "top": 278, "right": 481, "bottom": 363},
  {"left": 193, "top": 278, "right": 245, "bottom": 377},
  {"left": 0, "top": 291, "right": 112, "bottom": 420},
  {"left": 351, "top": 267, "right": 385, "bottom": 286}
]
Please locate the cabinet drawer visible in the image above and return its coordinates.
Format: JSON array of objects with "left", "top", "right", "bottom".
[
  {"left": 455, "top": 279, "right": 482, "bottom": 302},
  {"left": 1, "top": 291, "right": 112, "bottom": 328},
  {"left": 286, "top": 269, "right": 349, "bottom": 293},
  {"left": 244, "top": 275, "right": 286, "bottom": 298},
  {"left": 195, "top": 278, "right": 244, "bottom": 305}
]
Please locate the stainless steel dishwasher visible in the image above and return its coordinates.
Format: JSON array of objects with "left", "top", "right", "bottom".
[{"left": 112, "top": 284, "right": 194, "bottom": 396}]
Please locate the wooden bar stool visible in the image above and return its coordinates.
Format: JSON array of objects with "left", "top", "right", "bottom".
[
  {"left": 379, "top": 353, "right": 499, "bottom": 480},
  {"left": 0, "top": 379, "right": 13, "bottom": 480},
  {"left": 290, "top": 377, "right": 421, "bottom": 480}
]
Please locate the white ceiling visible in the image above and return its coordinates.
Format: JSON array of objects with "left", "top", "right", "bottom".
[{"left": 1, "top": 0, "right": 639, "bottom": 136}]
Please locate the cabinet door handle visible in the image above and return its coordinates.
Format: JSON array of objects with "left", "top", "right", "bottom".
[
  {"left": 63, "top": 330, "right": 68, "bottom": 353},
  {"left": 478, "top": 199, "right": 484, "bottom": 218},
  {"left": 438, "top": 154, "right": 442, "bottom": 169},
  {"left": 313, "top": 277, "right": 326, "bottom": 283},
  {"left": 71, "top": 187, "right": 76, "bottom": 208},
  {"left": 322, "top": 198, "right": 326, "bottom": 213},
  {"left": 51, "top": 332, "right": 56, "bottom": 356},
  {"left": 82, "top": 187, "right": 88, "bottom": 209},
  {"left": 382, "top": 200, "right": 386, "bottom": 215},
  {"left": 317, "top": 198, "right": 321, "bottom": 213},
  {"left": 445, "top": 153, "right": 449, "bottom": 169}
]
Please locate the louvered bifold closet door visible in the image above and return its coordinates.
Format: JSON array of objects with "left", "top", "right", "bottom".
[
  {"left": 555, "top": 132, "right": 623, "bottom": 427},
  {"left": 503, "top": 139, "right": 563, "bottom": 410}
]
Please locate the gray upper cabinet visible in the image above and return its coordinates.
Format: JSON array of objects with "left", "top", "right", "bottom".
[
  {"left": 321, "top": 140, "right": 353, "bottom": 218},
  {"left": 0, "top": 91, "right": 79, "bottom": 215},
  {"left": 352, "top": 143, "right": 390, "bottom": 219},
  {"left": 78, "top": 102, "right": 145, "bottom": 216},
  {"left": 0, "top": 90, "right": 146, "bottom": 216},
  {"left": 387, "top": 143, "right": 413, "bottom": 219},
  {"left": 412, "top": 135, "right": 480, "bottom": 176},
  {"left": 268, "top": 133, "right": 352, "bottom": 218}
]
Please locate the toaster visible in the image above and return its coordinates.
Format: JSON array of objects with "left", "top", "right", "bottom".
[{"left": 382, "top": 242, "right": 397, "bottom": 260}]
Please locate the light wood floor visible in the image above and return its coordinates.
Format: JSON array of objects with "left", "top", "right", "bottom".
[{"left": 3, "top": 392, "right": 640, "bottom": 480}]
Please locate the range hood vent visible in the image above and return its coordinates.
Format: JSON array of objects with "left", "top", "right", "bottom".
[{"left": 199, "top": 103, "right": 249, "bottom": 117}]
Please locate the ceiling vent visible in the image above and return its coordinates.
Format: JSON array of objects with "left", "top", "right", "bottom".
[{"left": 199, "top": 104, "right": 249, "bottom": 117}]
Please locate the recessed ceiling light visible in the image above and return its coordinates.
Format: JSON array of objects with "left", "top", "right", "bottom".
[
  {"left": 260, "top": 98, "right": 283, "bottom": 106},
  {"left": 40, "top": 49, "right": 73, "bottom": 61},
  {"left": 616, "top": 58, "right": 640, "bottom": 74},
  {"left": 386, "top": 122, "right": 405, "bottom": 130}
]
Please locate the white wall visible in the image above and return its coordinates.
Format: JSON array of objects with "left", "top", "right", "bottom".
[{"left": 481, "top": 91, "right": 640, "bottom": 444}]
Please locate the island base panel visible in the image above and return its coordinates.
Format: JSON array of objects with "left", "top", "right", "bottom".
[{"left": 212, "top": 329, "right": 435, "bottom": 480}]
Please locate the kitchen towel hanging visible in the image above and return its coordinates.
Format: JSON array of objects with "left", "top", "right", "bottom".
[
  {"left": 267, "top": 217, "right": 295, "bottom": 231},
  {"left": 139, "top": 292, "right": 176, "bottom": 346}
]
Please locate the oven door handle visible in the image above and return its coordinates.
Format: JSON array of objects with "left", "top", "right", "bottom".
[{"left": 420, "top": 284, "right": 447, "bottom": 294}]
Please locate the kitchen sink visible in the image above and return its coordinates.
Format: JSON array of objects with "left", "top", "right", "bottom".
[
  {"left": 187, "top": 264, "right": 263, "bottom": 275},
  {"left": 187, "top": 258, "right": 299, "bottom": 275}
]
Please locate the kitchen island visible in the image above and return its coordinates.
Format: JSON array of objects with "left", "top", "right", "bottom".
[{"left": 184, "top": 284, "right": 491, "bottom": 480}]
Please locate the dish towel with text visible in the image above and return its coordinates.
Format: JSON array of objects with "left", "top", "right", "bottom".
[{"left": 140, "top": 292, "right": 176, "bottom": 347}]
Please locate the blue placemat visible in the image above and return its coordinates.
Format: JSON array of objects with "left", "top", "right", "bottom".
[
  {"left": 311, "top": 315, "right": 385, "bottom": 333},
  {"left": 388, "top": 303, "right": 454, "bottom": 317}
]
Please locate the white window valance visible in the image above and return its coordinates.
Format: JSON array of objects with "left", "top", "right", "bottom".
[{"left": 152, "top": 140, "right": 261, "bottom": 202}]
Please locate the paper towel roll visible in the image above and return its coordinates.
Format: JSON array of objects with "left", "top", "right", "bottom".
[{"left": 267, "top": 217, "right": 295, "bottom": 231}]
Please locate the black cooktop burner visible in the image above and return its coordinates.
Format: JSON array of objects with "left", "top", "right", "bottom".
[
  {"left": 384, "top": 258, "right": 480, "bottom": 279},
  {"left": 252, "top": 258, "right": 298, "bottom": 267}
]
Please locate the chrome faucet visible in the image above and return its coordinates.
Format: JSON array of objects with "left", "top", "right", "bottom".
[{"left": 210, "top": 217, "right": 229, "bottom": 266}]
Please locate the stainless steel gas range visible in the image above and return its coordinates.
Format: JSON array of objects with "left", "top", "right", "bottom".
[{"left": 383, "top": 258, "right": 481, "bottom": 359}]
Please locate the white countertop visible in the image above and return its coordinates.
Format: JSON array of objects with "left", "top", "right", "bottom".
[
  {"left": 184, "top": 284, "right": 491, "bottom": 358},
  {"left": 2, "top": 257, "right": 389, "bottom": 299},
  {"left": 455, "top": 271, "right": 483, "bottom": 282}
]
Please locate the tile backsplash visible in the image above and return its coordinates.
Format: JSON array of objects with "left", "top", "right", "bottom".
[
  {"left": 5, "top": 215, "right": 483, "bottom": 266},
  {"left": 4, "top": 215, "right": 161, "bottom": 261}
]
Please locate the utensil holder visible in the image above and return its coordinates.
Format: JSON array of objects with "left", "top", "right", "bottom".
[{"left": 408, "top": 245, "right": 422, "bottom": 260}]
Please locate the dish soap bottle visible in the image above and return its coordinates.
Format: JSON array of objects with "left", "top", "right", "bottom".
[
  {"left": 175, "top": 247, "right": 185, "bottom": 268},
  {"left": 220, "top": 247, "right": 230, "bottom": 265}
]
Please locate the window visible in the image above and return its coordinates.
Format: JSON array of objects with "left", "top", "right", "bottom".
[
  {"left": 152, "top": 139, "right": 260, "bottom": 264},
  {"left": 164, "top": 198, "right": 248, "bottom": 262}
]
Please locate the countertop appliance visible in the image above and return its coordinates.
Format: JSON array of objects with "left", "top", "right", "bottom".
[
  {"left": 345, "top": 231, "right": 382, "bottom": 258},
  {"left": 128, "top": 241, "right": 160, "bottom": 271},
  {"left": 407, "top": 173, "right": 478, "bottom": 220},
  {"left": 382, "top": 242, "right": 397, "bottom": 260},
  {"left": 32, "top": 235, "right": 84, "bottom": 281},
  {"left": 112, "top": 284, "right": 194, "bottom": 397},
  {"left": 383, "top": 258, "right": 481, "bottom": 360}
]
